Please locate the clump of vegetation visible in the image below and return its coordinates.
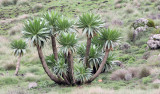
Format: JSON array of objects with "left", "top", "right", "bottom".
[
  {"left": 33, "top": 3, "right": 43, "bottom": 11},
  {"left": 4, "top": 63, "right": 16, "bottom": 70},
  {"left": 147, "top": 19, "right": 155, "bottom": 28},
  {"left": 152, "top": 28, "right": 160, "bottom": 34},
  {"left": 139, "top": 67, "right": 151, "bottom": 78},
  {"left": 126, "top": 8, "right": 134, "bottom": 14},
  {"left": 127, "top": 67, "right": 138, "bottom": 77},
  {"left": 0, "top": 0, "right": 13, "bottom": 6},
  {"left": 127, "top": 31, "right": 134, "bottom": 42},
  {"left": 13, "top": 0, "right": 18, "bottom": 5},
  {"left": 142, "top": 76, "right": 152, "bottom": 84},
  {"left": 111, "top": 69, "right": 131, "bottom": 81},
  {"left": 9, "top": 24, "right": 23, "bottom": 35}
]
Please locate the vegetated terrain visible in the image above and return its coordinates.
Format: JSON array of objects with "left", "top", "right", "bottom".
[{"left": 1, "top": 0, "right": 160, "bottom": 94}]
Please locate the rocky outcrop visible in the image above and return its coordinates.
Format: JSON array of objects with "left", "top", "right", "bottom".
[
  {"left": 147, "top": 34, "right": 160, "bottom": 49},
  {"left": 119, "top": 43, "right": 130, "bottom": 50},
  {"left": 112, "top": 60, "right": 124, "bottom": 68},
  {"left": 28, "top": 82, "right": 37, "bottom": 89},
  {"left": 131, "top": 18, "right": 149, "bottom": 41}
]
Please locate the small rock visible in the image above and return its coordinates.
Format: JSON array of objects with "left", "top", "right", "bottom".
[
  {"left": 28, "top": 82, "right": 37, "bottom": 89},
  {"left": 147, "top": 34, "right": 160, "bottom": 49},
  {"left": 112, "top": 60, "right": 124, "bottom": 68}
]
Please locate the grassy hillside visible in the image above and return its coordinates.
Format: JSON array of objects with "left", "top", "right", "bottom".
[{"left": 1, "top": 0, "right": 160, "bottom": 94}]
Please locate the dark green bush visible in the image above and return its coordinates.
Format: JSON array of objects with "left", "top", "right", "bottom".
[
  {"left": 1, "top": 0, "right": 13, "bottom": 6},
  {"left": 139, "top": 67, "right": 151, "bottom": 78},
  {"left": 118, "top": 54, "right": 135, "bottom": 63},
  {"left": 147, "top": 19, "right": 155, "bottom": 28},
  {"left": 142, "top": 76, "right": 152, "bottom": 84}
]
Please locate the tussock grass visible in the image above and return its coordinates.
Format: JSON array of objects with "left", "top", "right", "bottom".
[{"left": 4, "top": 63, "right": 16, "bottom": 70}]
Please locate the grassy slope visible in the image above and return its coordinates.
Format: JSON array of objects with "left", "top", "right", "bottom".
[{"left": 1, "top": 0, "right": 160, "bottom": 94}]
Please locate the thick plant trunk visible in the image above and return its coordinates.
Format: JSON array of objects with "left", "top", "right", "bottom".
[
  {"left": 67, "top": 51, "right": 75, "bottom": 85},
  {"left": 36, "top": 45, "right": 65, "bottom": 84},
  {"left": 15, "top": 56, "right": 21, "bottom": 76},
  {"left": 84, "top": 37, "right": 92, "bottom": 67},
  {"left": 51, "top": 35, "right": 58, "bottom": 61},
  {"left": 62, "top": 73, "right": 70, "bottom": 85},
  {"left": 86, "top": 49, "right": 110, "bottom": 83}
]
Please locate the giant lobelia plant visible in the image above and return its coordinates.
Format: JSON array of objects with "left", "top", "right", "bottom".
[{"left": 21, "top": 12, "right": 120, "bottom": 85}]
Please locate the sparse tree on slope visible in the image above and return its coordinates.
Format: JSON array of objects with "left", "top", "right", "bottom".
[{"left": 11, "top": 40, "right": 27, "bottom": 76}]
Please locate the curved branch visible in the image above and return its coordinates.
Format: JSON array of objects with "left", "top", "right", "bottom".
[
  {"left": 86, "top": 49, "right": 110, "bottom": 83},
  {"left": 36, "top": 45, "right": 66, "bottom": 84}
]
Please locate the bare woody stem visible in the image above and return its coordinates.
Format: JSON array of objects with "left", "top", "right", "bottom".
[
  {"left": 51, "top": 35, "right": 58, "bottom": 61},
  {"left": 67, "top": 50, "right": 75, "bottom": 85},
  {"left": 84, "top": 36, "right": 92, "bottom": 67},
  {"left": 15, "top": 55, "right": 21, "bottom": 76},
  {"left": 36, "top": 44, "right": 66, "bottom": 84}
]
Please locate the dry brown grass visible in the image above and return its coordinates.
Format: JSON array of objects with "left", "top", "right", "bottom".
[
  {"left": 111, "top": 69, "right": 130, "bottom": 81},
  {"left": 4, "top": 63, "right": 16, "bottom": 70},
  {"left": 0, "top": 14, "right": 30, "bottom": 25},
  {"left": 0, "top": 0, "right": 13, "bottom": 6},
  {"left": 127, "top": 67, "right": 138, "bottom": 77},
  {"left": 33, "top": 3, "right": 43, "bottom": 11},
  {"left": 111, "top": 67, "right": 152, "bottom": 81},
  {"left": 9, "top": 23, "right": 23, "bottom": 35},
  {"left": 138, "top": 67, "right": 151, "bottom": 78}
]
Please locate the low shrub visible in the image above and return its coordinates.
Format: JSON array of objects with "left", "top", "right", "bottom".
[
  {"left": 126, "top": 8, "right": 134, "bottom": 14},
  {"left": 118, "top": 54, "right": 135, "bottom": 63},
  {"left": 127, "top": 31, "right": 134, "bottom": 42},
  {"left": 0, "top": 77, "right": 18, "bottom": 85},
  {"left": 115, "top": 0, "right": 125, "bottom": 4},
  {"left": 111, "top": 69, "right": 132, "bottom": 81},
  {"left": 152, "top": 28, "right": 160, "bottom": 34},
  {"left": 33, "top": 3, "right": 43, "bottom": 11},
  {"left": 4, "top": 63, "right": 16, "bottom": 70},
  {"left": 0, "top": 67, "right": 5, "bottom": 71},
  {"left": 142, "top": 76, "right": 152, "bottom": 84},
  {"left": 127, "top": 67, "right": 138, "bottom": 77},
  {"left": 139, "top": 67, "right": 151, "bottom": 78},
  {"left": 147, "top": 55, "right": 160, "bottom": 67},
  {"left": 13, "top": 0, "right": 18, "bottom": 5},
  {"left": 37, "top": 80, "right": 53, "bottom": 88},
  {"left": 147, "top": 19, "right": 155, "bottom": 28},
  {"left": 1, "top": 0, "right": 13, "bottom": 6},
  {"left": 152, "top": 84, "right": 159, "bottom": 89},
  {"left": 9, "top": 24, "right": 23, "bottom": 35}
]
